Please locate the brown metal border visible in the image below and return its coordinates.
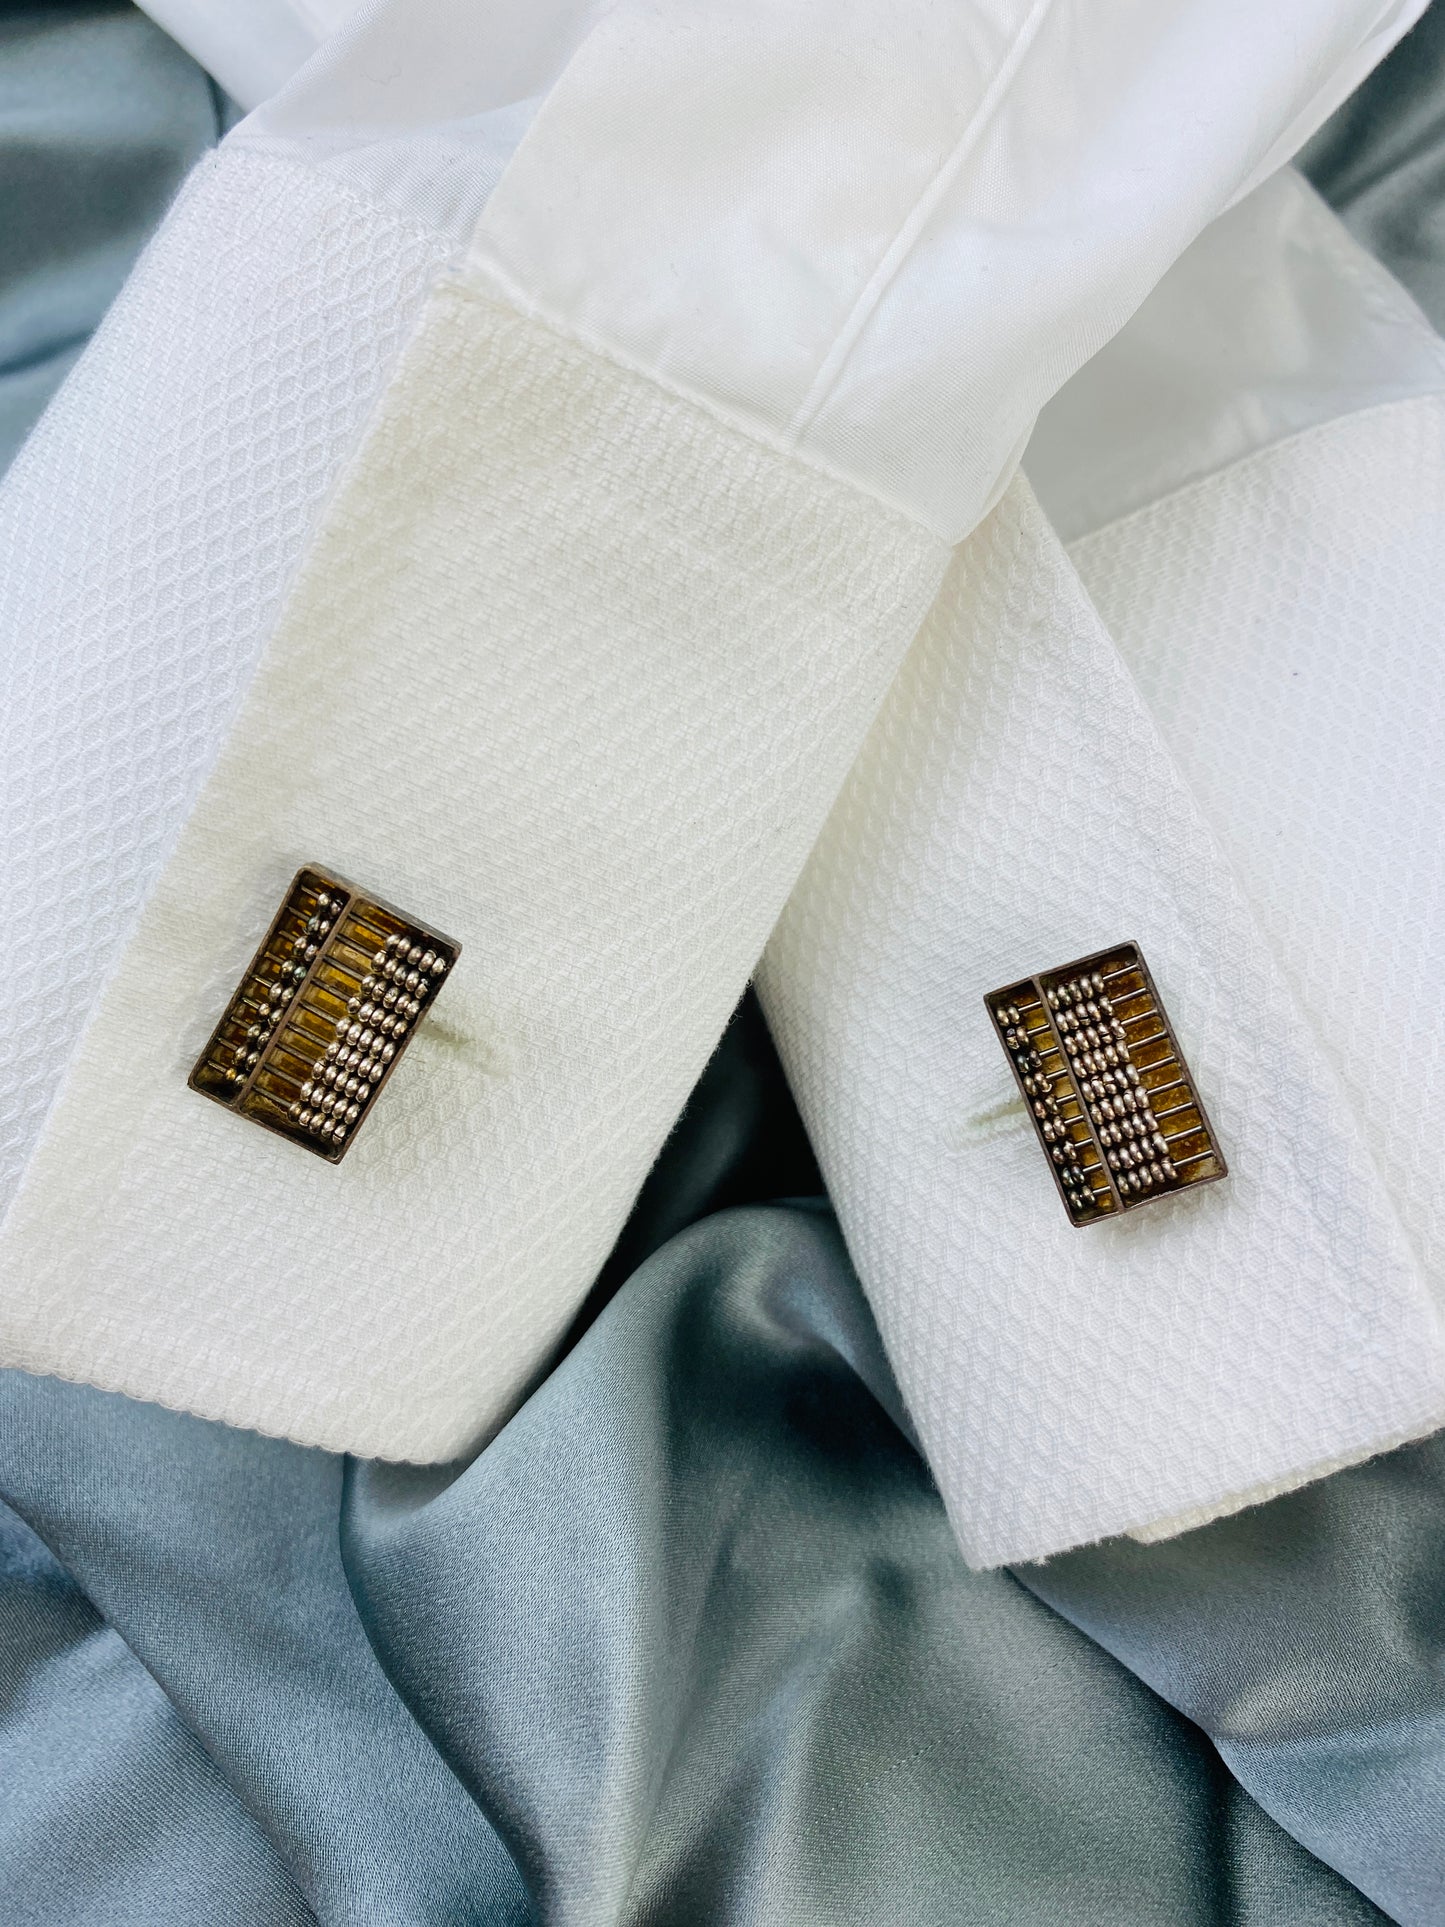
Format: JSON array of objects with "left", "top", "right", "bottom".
[{"left": 188, "top": 864, "right": 460, "bottom": 1164}]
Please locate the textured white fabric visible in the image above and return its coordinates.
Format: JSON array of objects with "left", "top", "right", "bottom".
[
  {"left": 756, "top": 473, "right": 1445, "bottom": 1570},
  {"left": 0, "top": 150, "right": 450, "bottom": 1226},
  {"left": 1030, "top": 168, "right": 1445, "bottom": 542},
  {"left": 1126, "top": 1436, "right": 1421, "bottom": 1546},
  {"left": 757, "top": 181, "right": 1445, "bottom": 1562},
  {"left": 1078, "top": 395, "right": 1445, "bottom": 1544},
  {"left": 160, "top": 0, "right": 1430, "bottom": 532},
  {"left": 469, "top": 0, "right": 1428, "bottom": 538},
  {"left": 2, "top": 0, "right": 1434, "bottom": 1499},
  {"left": 1072, "top": 396, "right": 1445, "bottom": 1304},
  {"left": 0, "top": 280, "right": 947, "bottom": 1459}
]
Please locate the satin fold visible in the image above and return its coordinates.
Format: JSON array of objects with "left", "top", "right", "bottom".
[
  {"left": 4, "top": 10, "right": 1445, "bottom": 1923},
  {"left": 0, "top": 1166, "right": 1401, "bottom": 1924}
]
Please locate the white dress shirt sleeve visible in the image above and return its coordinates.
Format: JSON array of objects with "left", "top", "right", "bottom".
[{"left": 0, "top": 0, "right": 1434, "bottom": 1558}]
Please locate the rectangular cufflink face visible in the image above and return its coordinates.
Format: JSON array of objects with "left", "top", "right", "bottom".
[
  {"left": 189, "top": 866, "right": 459, "bottom": 1163},
  {"left": 985, "top": 943, "right": 1227, "bottom": 1226}
]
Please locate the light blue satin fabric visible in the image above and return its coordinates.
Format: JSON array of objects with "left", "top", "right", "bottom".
[
  {"left": 0, "top": 1, "right": 222, "bottom": 457},
  {"left": 0, "top": 1369, "right": 525, "bottom": 1925},
  {"left": 1022, "top": 1442, "right": 1445, "bottom": 1925},
  {"left": 0, "top": 1198, "right": 1395, "bottom": 1925},
  {"left": 0, "top": 998, "right": 1414, "bottom": 1925},
  {"left": 2, "top": 8, "right": 1444, "bottom": 1923},
  {"left": 1302, "top": 0, "right": 1445, "bottom": 329}
]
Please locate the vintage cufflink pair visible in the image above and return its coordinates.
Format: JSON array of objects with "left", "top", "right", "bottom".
[{"left": 194, "top": 875, "right": 1223, "bottom": 1218}]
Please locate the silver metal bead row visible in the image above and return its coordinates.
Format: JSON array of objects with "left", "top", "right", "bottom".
[
  {"left": 282, "top": 891, "right": 352, "bottom": 1139},
  {"left": 228, "top": 895, "right": 333, "bottom": 1084},
  {"left": 1053, "top": 973, "right": 1165, "bottom": 1201},
  {"left": 335, "top": 1004, "right": 411, "bottom": 1048},
  {"left": 1059, "top": 971, "right": 1180, "bottom": 1197},
  {"left": 1050, "top": 971, "right": 1106, "bottom": 1007},
  {"left": 1003, "top": 1005, "right": 1095, "bottom": 1211},
  {"left": 290, "top": 1099, "right": 354, "bottom": 1143},
  {"left": 347, "top": 971, "right": 424, "bottom": 1023},
  {"left": 379, "top": 932, "right": 447, "bottom": 977}
]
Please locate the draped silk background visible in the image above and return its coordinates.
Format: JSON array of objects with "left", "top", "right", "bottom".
[{"left": 2, "top": 5, "right": 1445, "bottom": 1923}]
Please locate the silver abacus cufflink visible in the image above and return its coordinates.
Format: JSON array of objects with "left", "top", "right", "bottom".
[
  {"left": 189, "top": 865, "right": 459, "bottom": 1163},
  {"left": 985, "top": 943, "right": 1227, "bottom": 1226}
]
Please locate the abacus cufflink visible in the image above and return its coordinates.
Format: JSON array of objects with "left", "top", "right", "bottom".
[
  {"left": 189, "top": 866, "right": 459, "bottom": 1163},
  {"left": 986, "top": 943, "right": 1226, "bottom": 1226}
]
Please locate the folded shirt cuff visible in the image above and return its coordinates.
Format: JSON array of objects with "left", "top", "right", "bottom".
[{"left": 0, "top": 149, "right": 948, "bottom": 1457}]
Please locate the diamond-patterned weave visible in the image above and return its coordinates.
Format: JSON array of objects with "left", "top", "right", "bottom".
[
  {"left": 758, "top": 471, "right": 1445, "bottom": 1568},
  {"left": 1072, "top": 395, "right": 1445, "bottom": 1293},
  {"left": 0, "top": 150, "right": 450, "bottom": 1220},
  {"left": 0, "top": 269, "right": 947, "bottom": 1460}
]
